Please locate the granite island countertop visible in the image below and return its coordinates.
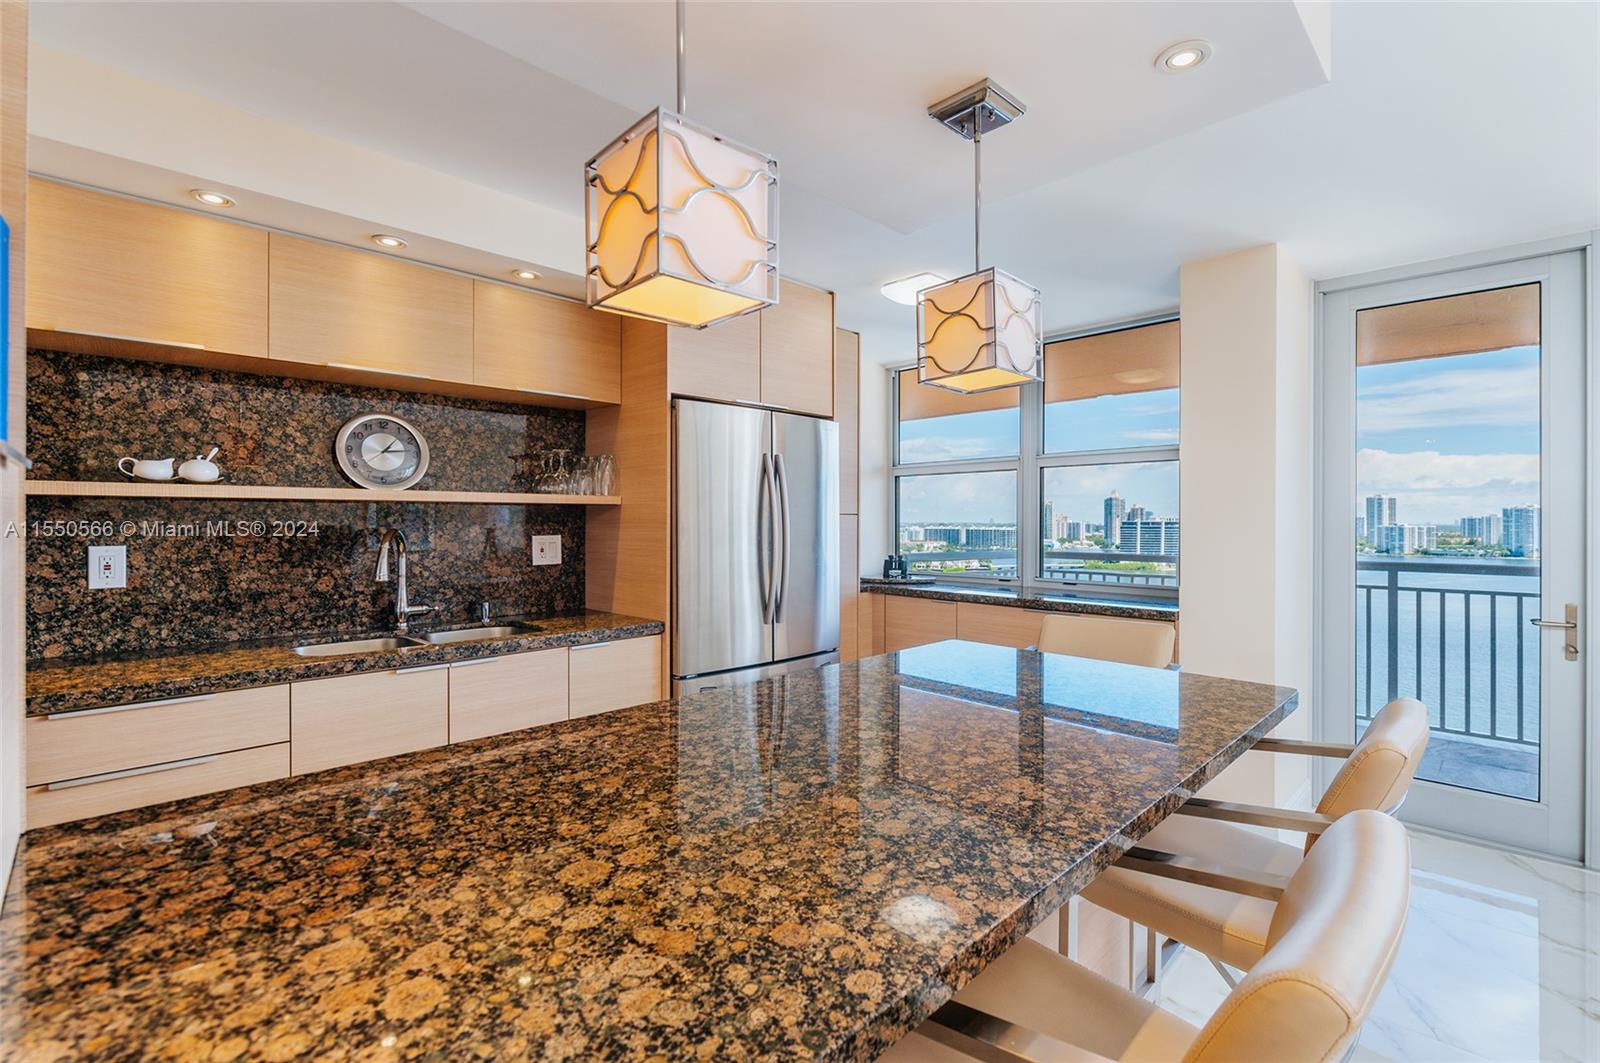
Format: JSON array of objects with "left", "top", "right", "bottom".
[
  {"left": 1, "top": 640, "right": 1293, "bottom": 1061},
  {"left": 861, "top": 578, "right": 1179, "bottom": 622},
  {"left": 26, "top": 610, "right": 664, "bottom": 716}
]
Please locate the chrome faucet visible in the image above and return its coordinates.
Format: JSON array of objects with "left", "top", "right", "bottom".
[{"left": 374, "top": 529, "right": 432, "bottom": 633}]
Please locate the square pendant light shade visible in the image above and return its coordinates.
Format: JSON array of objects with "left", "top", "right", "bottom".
[
  {"left": 917, "top": 267, "right": 1043, "bottom": 393},
  {"left": 585, "top": 108, "right": 778, "bottom": 329}
]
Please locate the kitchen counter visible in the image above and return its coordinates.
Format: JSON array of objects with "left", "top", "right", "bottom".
[
  {"left": 861, "top": 578, "right": 1179, "bottom": 622},
  {"left": 0, "top": 640, "right": 1293, "bottom": 1061},
  {"left": 25, "top": 610, "right": 663, "bottom": 716}
]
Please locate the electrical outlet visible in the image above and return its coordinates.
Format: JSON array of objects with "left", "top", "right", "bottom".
[
  {"left": 88, "top": 545, "right": 127, "bottom": 589},
  {"left": 531, "top": 534, "right": 562, "bottom": 566}
]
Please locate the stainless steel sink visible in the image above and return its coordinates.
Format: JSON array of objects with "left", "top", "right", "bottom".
[
  {"left": 419, "top": 622, "right": 543, "bottom": 645},
  {"left": 292, "top": 636, "right": 428, "bottom": 657}
]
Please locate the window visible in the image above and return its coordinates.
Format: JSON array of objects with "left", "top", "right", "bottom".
[{"left": 891, "top": 318, "right": 1179, "bottom": 596}]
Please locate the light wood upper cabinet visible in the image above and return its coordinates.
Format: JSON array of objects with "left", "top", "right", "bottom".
[
  {"left": 835, "top": 328, "right": 860, "bottom": 514},
  {"left": 761, "top": 282, "right": 834, "bottom": 417},
  {"left": 269, "top": 233, "right": 474, "bottom": 383},
  {"left": 667, "top": 308, "right": 761, "bottom": 405},
  {"left": 27, "top": 179, "right": 269, "bottom": 356},
  {"left": 473, "top": 281, "right": 621, "bottom": 403}
]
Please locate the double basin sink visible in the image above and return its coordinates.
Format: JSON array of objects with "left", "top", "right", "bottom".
[{"left": 292, "top": 621, "right": 543, "bottom": 657}]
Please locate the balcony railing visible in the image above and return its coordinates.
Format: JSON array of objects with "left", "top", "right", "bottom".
[{"left": 1357, "top": 556, "right": 1540, "bottom": 747}]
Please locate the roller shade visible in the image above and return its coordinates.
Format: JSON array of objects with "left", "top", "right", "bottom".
[
  {"left": 1043, "top": 320, "right": 1179, "bottom": 404},
  {"left": 1357, "top": 283, "right": 1538, "bottom": 367},
  {"left": 897, "top": 366, "right": 1018, "bottom": 421}
]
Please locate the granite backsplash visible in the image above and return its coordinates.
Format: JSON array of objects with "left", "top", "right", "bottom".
[{"left": 26, "top": 351, "right": 588, "bottom": 661}]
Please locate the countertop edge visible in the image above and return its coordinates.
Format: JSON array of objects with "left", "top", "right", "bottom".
[
  {"left": 860, "top": 579, "right": 1178, "bottom": 622},
  {"left": 25, "top": 614, "right": 665, "bottom": 717}
]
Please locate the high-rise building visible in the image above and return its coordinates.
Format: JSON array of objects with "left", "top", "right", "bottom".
[
  {"left": 1365, "top": 495, "right": 1398, "bottom": 535},
  {"left": 1063, "top": 519, "right": 1084, "bottom": 542},
  {"left": 1104, "top": 492, "right": 1126, "bottom": 548},
  {"left": 1377, "top": 524, "right": 1433, "bottom": 555},
  {"left": 1127, "top": 504, "right": 1150, "bottom": 523},
  {"left": 1502, "top": 505, "right": 1540, "bottom": 558},
  {"left": 964, "top": 525, "right": 1017, "bottom": 549},
  {"left": 1460, "top": 514, "right": 1502, "bottom": 545},
  {"left": 1356, "top": 516, "right": 1367, "bottom": 542},
  {"left": 922, "top": 525, "right": 963, "bottom": 546},
  {"left": 1041, "top": 501, "right": 1055, "bottom": 541},
  {"left": 1118, "top": 519, "right": 1180, "bottom": 555}
]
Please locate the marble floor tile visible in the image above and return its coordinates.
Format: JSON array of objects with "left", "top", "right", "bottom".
[{"left": 1154, "top": 830, "right": 1600, "bottom": 1062}]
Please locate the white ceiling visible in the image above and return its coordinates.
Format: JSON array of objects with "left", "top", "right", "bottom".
[{"left": 27, "top": 1, "right": 1600, "bottom": 364}]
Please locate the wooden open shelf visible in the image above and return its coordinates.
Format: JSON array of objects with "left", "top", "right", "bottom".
[{"left": 25, "top": 480, "right": 620, "bottom": 506}]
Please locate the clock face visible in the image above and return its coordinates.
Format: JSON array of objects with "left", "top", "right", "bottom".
[{"left": 335, "top": 414, "right": 430, "bottom": 490}]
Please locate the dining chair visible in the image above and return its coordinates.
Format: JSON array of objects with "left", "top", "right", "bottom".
[
  {"left": 1035, "top": 613, "right": 1176, "bottom": 668},
  {"left": 1082, "top": 695, "right": 1428, "bottom": 979},
  {"left": 881, "top": 809, "right": 1411, "bottom": 1063}
]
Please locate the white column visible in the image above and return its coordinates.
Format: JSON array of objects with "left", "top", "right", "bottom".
[{"left": 1179, "top": 244, "right": 1314, "bottom": 807}]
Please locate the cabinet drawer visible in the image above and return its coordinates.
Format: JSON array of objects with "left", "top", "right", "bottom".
[
  {"left": 27, "top": 743, "right": 290, "bottom": 829},
  {"left": 569, "top": 636, "right": 661, "bottom": 718},
  {"left": 449, "top": 649, "right": 569, "bottom": 744},
  {"left": 885, "top": 596, "right": 957, "bottom": 652},
  {"left": 291, "top": 667, "right": 449, "bottom": 775},
  {"left": 956, "top": 602, "right": 1044, "bottom": 649},
  {"left": 27, "top": 685, "right": 290, "bottom": 787}
]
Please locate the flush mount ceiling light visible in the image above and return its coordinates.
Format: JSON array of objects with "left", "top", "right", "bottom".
[
  {"left": 1155, "top": 39, "right": 1213, "bottom": 74},
  {"left": 189, "top": 189, "right": 236, "bottom": 208},
  {"left": 371, "top": 234, "right": 408, "bottom": 249},
  {"left": 881, "top": 272, "right": 948, "bottom": 307},
  {"left": 584, "top": 0, "right": 778, "bottom": 329},
  {"left": 511, "top": 268, "right": 543, "bottom": 281},
  {"left": 916, "top": 79, "right": 1043, "bottom": 395}
]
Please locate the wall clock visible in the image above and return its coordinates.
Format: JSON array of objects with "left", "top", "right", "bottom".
[{"left": 335, "top": 413, "right": 430, "bottom": 490}]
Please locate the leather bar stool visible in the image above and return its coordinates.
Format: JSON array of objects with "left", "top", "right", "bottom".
[
  {"left": 1035, "top": 613, "right": 1176, "bottom": 668},
  {"left": 882, "top": 809, "right": 1411, "bottom": 1063},
  {"left": 1084, "top": 696, "right": 1428, "bottom": 981}
]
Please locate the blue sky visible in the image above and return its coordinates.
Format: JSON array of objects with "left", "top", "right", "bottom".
[{"left": 1356, "top": 345, "right": 1539, "bottom": 525}]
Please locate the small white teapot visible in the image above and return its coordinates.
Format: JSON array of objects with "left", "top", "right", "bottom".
[
  {"left": 118, "top": 456, "right": 176, "bottom": 481},
  {"left": 178, "top": 447, "right": 222, "bottom": 483}
]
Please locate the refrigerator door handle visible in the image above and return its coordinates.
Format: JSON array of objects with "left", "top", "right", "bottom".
[
  {"left": 758, "top": 453, "right": 774, "bottom": 623},
  {"left": 774, "top": 452, "right": 792, "bottom": 623}
]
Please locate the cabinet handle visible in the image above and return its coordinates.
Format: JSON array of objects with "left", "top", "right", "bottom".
[
  {"left": 516, "top": 387, "right": 591, "bottom": 401},
  {"left": 734, "top": 399, "right": 790, "bottom": 411},
  {"left": 58, "top": 329, "right": 206, "bottom": 351},
  {"left": 47, "top": 754, "right": 220, "bottom": 790},
  {"left": 324, "top": 362, "right": 434, "bottom": 381},
  {"left": 395, "top": 662, "right": 451, "bottom": 674},
  {"left": 449, "top": 656, "right": 503, "bottom": 669},
  {"left": 45, "top": 693, "right": 217, "bottom": 720}
]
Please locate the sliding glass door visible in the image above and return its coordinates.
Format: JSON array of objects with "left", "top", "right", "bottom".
[{"left": 1319, "top": 252, "right": 1586, "bottom": 860}]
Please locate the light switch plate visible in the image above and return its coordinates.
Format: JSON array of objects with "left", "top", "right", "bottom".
[
  {"left": 88, "top": 545, "right": 127, "bottom": 589},
  {"left": 531, "top": 535, "right": 562, "bottom": 566}
]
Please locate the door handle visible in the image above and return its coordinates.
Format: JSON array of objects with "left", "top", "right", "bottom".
[
  {"left": 773, "top": 454, "right": 791, "bottom": 623},
  {"left": 1529, "top": 603, "right": 1579, "bottom": 661},
  {"left": 757, "top": 454, "right": 773, "bottom": 623}
]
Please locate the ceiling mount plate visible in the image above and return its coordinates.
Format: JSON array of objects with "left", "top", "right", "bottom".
[{"left": 927, "top": 79, "right": 1027, "bottom": 140}]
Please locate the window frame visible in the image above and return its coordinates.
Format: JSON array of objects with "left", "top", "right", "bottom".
[{"left": 889, "top": 312, "right": 1180, "bottom": 600}]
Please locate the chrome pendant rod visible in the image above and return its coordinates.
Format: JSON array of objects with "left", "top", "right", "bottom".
[
  {"left": 972, "top": 120, "right": 982, "bottom": 272},
  {"left": 676, "top": 0, "right": 687, "bottom": 114}
]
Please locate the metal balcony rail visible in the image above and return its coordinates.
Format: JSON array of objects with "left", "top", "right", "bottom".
[
  {"left": 1357, "top": 556, "right": 1541, "bottom": 747},
  {"left": 900, "top": 547, "right": 1178, "bottom": 587}
]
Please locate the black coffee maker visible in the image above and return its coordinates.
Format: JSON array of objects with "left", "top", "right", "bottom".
[{"left": 882, "top": 555, "right": 907, "bottom": 579}]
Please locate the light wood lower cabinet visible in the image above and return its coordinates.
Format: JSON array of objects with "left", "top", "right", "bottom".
[
  {"left": 27, "top": 685, "right": 289, "bottom": 786},
  {"left": 26, "top": 744, "right": 290, "bottom": 830},
  {"left": 290, "top": 666, "right": 449, "bottom": 775},
  {"left": 956, "top": 602, "right": 1045, "bottom": 649},
  {"left": 840, "top": 516, "right": 860, "bottom": 663},
  {"left": 448, "top": 649, "right": 569, "bottom": 743},
  {"left": 569, "top": 636, "right": 662, "bottom": 718},
  {"left": 885, "top": 595, "right": 957, "bottom": 652}
]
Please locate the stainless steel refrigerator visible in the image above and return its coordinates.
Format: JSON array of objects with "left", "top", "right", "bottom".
[{"left": 673, "top": 398, "right": 839, "bottom": 693}]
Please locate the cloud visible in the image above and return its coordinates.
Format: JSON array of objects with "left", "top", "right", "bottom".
[
  {"left": 898, "top": 435, "right": 1011, "bottom": 463},
  {"left": 1357, "top": 448, "right": 1538, "bottom": 523},
  {"left": 1357, "top": 366, "right": 1537, "bottom": 433},
  {"left": 1120, "top": 428, "right": 1180, "bottom": 444}
]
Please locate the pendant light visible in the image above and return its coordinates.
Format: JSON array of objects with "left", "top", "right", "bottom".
[
  {"left": 584, "top": 0, "right": 779, "bottom": 329},
  {"left": 917, "top": 80, "right": 1042, "bottom": 394}
]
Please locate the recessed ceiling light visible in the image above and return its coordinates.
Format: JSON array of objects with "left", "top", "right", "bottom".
[
  {"left": 511, "top": 269, "right": 543, "bottom": 282},
  {"left": 881, "top": 272, "right": 948, "bottom": 306},
  {"left": 371, "top": 234, "right": 409, "bottom": 249},
  {"left": 190, "top": 189, "right": 236, "bottom": 208},
  {"left": 1155, "top": 39, "right": 1213, "bottom": 74}
]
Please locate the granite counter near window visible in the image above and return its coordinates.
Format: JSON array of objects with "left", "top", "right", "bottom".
[{"left": 861, "top": 578, "right": 1178, "bottom": 622}]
